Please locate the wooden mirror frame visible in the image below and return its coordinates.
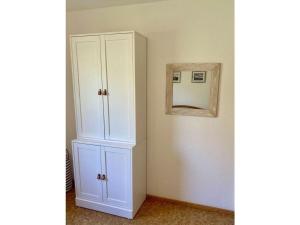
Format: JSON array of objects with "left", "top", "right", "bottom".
[{"left": 166, "top": 63, "right": 221, "bottom": 117}]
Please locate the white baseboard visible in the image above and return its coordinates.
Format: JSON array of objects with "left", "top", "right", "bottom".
[{"left": 76, "top": 198, "right": 134, "bottom": 219}]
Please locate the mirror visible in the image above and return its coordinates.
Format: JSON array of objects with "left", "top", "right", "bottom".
[
  {"left": 173, "top": 70, "right": 212, "bottom": 110},
  {"left": 166, "top": 63, "right": 221, "bottom": 117}
]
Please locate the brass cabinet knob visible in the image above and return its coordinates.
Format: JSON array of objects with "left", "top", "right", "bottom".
[
  {"left": 97, "top": 174, "right": 101, "bottom": 180},
  {"left": 98, "top": 89, "right": 102, "bottom": 95},
  {"left": 103, "top": 89, "right": 108, "bottom": 96},
  {"left": 101, "top": 174, "right": 106, "bottom": 180}
]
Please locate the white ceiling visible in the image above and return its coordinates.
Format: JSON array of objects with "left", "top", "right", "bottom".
[{"left": 67, "top": 0, "right": 167, "bottom": 11}]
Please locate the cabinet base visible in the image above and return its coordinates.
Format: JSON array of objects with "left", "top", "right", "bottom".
[{"left": 76, "top": 198, "right": 134, "bottom": 219}]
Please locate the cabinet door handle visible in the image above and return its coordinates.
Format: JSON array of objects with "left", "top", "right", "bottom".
[
  {"left": 97, "top": 174, "right": 101, "bottom": 180},
  {"left": 98, "top": 89, "right": 102, "bottom": 95},
  {"left": 101, "top": 174, "right": 106, "bottom": 180},
  {"left": 103, "top": 89, "right": 108, "bottom": 96}
]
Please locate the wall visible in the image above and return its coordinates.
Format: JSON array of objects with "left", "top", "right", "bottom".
[
  {"left": 66, "top": 0, "right": 234, "bottom": 210},
  {"left": 66, "top": 26, "right": 76, "bottom": 153}
]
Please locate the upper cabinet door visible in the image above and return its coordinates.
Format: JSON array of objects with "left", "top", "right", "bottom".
[
  {"left": 101, "top": 34, "right": 135, "bottom": 143},
  {"left": 71, "top": 36, "right": 105, "bottom": 140}
]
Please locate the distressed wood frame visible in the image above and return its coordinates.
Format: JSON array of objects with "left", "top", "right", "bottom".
[{"left": 166, "top": 63, "right": 221, "bottom": 117}]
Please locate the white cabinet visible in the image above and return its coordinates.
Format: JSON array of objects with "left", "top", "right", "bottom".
[
  {"left": 71, "top": 32, "right": 146, "bottom": 143},
  {"left": 70, "top": 31, "right": 147, "bottom": 219},
  {"left": 72, "top": 143, "right": 133, "bottom": 216},
  {"left": 72, "top": 140, "right": 146, "bottom": 219}
]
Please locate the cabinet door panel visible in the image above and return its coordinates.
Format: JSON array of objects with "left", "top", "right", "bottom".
[
  {"left": 101, "top": 146, "right": 131, "bottom": 208},
  {"left": 71, "top": 36, "right": 104, "bottom": 140},
  {"left": 73, "top": 143, "right": 102, "bottom": 202},
  {"left": 101, "top": 34, "right": 135, "bottom": 142}
]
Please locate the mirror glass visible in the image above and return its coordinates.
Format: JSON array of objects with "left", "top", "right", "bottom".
[
  {"left": 166, "top": 63, "right": 220, "bottom": 117},
  {"left": 172, "top": 70, "right": 211, "bottom": 109}
]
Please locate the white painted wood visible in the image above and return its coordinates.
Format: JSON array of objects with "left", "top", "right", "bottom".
[
  {"left": 73, "top": 138, "right": 136, "bottom": 149},
  {"left": 75, "top": 198, "right": 134, "bottom": 219},
  {"left": 71, "top": 36, "right": 105, "bottom": 140},
  {"left": 70, "top": 31, "right": 137, "bottom": 37},
  {"left": 101, "top": 146, "right": 131, "bottom": 208},
  {"left": 134, "top": 33, "right": 147, "bottom": 143},
  {"left": 72, "top": 143, "right": 102, "bottom": 202},
  {"left": 101, "top": 33, "right": 135, "bottom": 142},
  {"left": 72, "top": 139, "right": 146, "bottom": 219},
  {"left": 70, "top": 31, "right": 147, "bottom": 144},
  {"left": 132, "top": 140, "right": 147, "bottom": 216},
  {"left": 70, "top": 31, "right": 147, "bottom": 219}
]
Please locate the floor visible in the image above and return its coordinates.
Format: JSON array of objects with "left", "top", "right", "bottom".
[{"left": 66, "top": 190, "right": 234, "bottom": 225}]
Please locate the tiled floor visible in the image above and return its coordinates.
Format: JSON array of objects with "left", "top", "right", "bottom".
[{"left": 66, "top": 190, "right": 234, "bottom": 225}]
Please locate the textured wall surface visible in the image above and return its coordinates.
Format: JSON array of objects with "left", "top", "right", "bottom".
[{"left": 66, "top": 0, "right": 234, "bottom": 210}]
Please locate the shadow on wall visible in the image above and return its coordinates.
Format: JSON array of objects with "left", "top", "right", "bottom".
[
  {"left": 146, "top": 30, "right": 186, "bottom": 198},
  {"left": 66, "top": 33, "right": 77, "bottom": 153}
]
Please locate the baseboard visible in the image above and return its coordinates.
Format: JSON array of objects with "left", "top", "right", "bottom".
[
  {"left": 146, "top": 195, "right": 234, "bottom": 216},
  {"left": 76, "top": 198, "right": 133, "bottom": 219}
]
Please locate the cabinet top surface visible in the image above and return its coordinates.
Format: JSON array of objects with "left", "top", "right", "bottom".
[{"left": 70, "top": 30, "right": 145, "bottom": 38}]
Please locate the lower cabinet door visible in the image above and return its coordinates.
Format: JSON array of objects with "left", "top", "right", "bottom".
[
  {"left": 73, "top": 143, "right": 102, "bottom": 202},
  {"left": 101, "top": 146, "right": 131, "bottom": 208}
]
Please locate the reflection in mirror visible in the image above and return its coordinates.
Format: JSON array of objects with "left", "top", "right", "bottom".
[
  {"left": 166, "top": 63, "right": 221, "bottom": 117},
  {"left": 172, "top": 70, "right": 211, "bottom": 110}
]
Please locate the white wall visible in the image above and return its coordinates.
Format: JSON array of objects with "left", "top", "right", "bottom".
[{"left": 67, "top": 0, "right": 234, "bottom": 210}]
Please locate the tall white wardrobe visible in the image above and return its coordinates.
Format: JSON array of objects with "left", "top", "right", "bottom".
[{"left": 70, "top": 31, "right": 147, "bottom": 219}]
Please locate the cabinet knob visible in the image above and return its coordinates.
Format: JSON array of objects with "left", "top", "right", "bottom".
[
  {"left": 98, "top": 89, "right": 102, "bottom": 95},
  {"left": 101, "top": 174, "right": 106, "bottom": 180},
  {"left": 103, "top": 89, "right": 108, "bottom": 96},
  {"left": 97, "top": 174, "right": 106, "bottom": 180}
]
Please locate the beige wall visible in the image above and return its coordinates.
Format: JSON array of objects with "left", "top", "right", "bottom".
[
  {"left": 66, "top": 23, "right": 76, "bottom": 153},
  {"left": 67, "top": 0, "right": 234, "bottom": 210}
]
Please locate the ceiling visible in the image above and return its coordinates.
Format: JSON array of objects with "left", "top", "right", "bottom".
[{"left": 67, "top": 0, "right": 167, "bottom": 11}]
